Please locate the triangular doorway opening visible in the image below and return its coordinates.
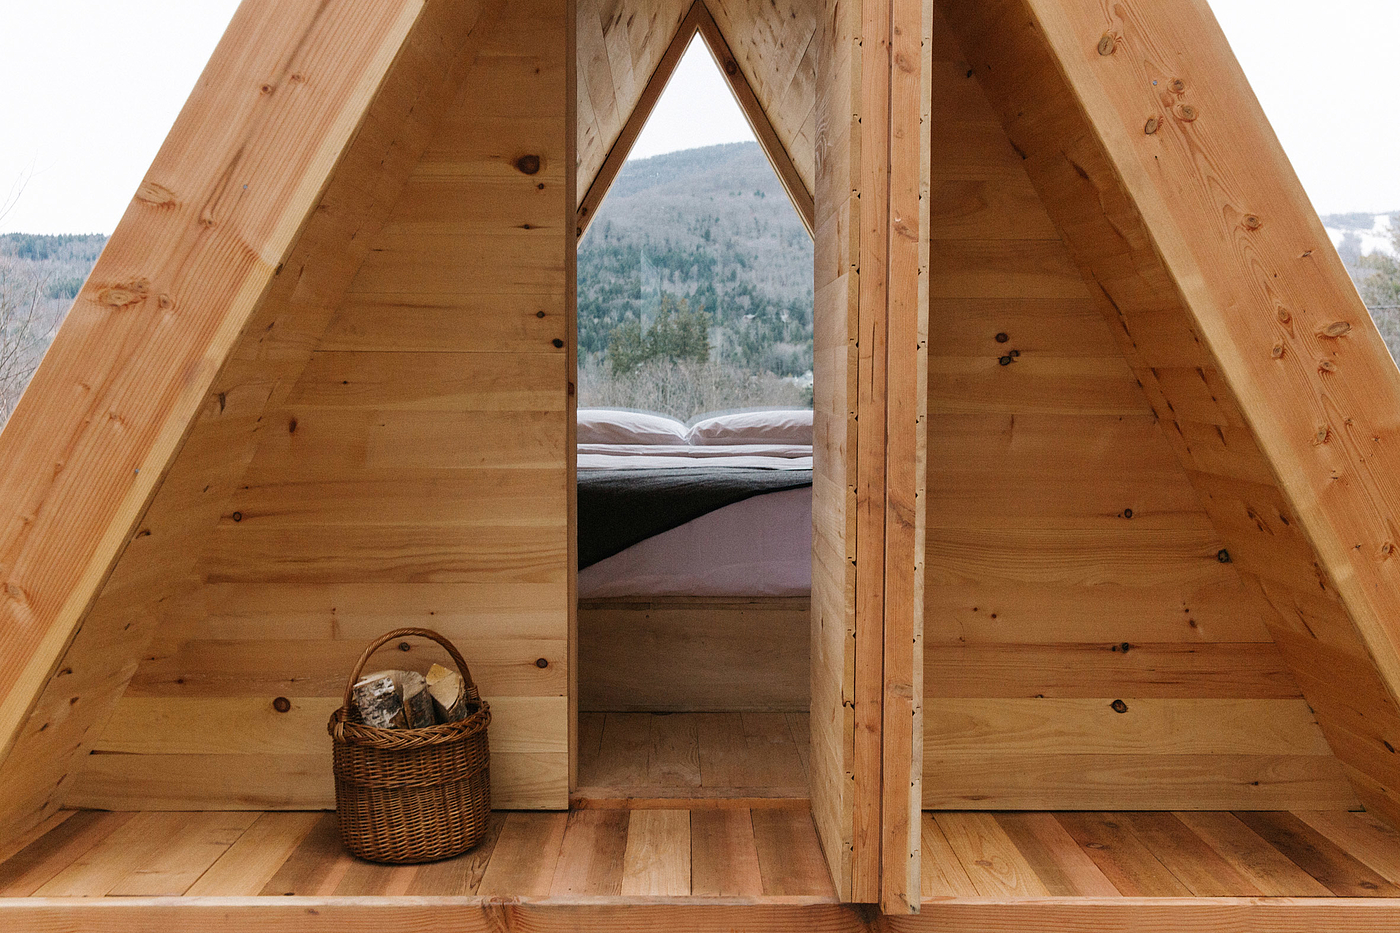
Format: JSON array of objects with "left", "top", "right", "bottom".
[{"left": 575, "top": 1, "right": 813, "bottom": 238}]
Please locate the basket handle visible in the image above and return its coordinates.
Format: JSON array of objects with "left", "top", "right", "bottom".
[{"left": 341, "top": 627, "right": 480, "bottom": 711}]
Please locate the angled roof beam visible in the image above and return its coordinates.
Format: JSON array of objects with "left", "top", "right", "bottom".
[{"left": 575, "top": 0, "right": 815, "bottom": 238}]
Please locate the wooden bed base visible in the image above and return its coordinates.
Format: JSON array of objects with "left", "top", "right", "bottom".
[{"left": 577, "top": 597, "right": 809, "bottom": 712}]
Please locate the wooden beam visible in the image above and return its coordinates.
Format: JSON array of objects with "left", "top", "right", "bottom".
[
  {"left": 0, "top": 0, "right": 439, "bottom": 843},
  {"left": 4, "top": 895, "right": 1400, "bottom": 932},
  {"left": 1021, "top": 0, "right": 1400, "bottom": 712},
  {"left": 574, "top": 0, "right": 816, "bottom": 238},
  {"left": 692, "top": 3, "right": 816, "bottom": 236},
  {"left": 0, "top": 898, "right": 869, "bottom": 932},
  {"left": 575, "top": 1, "right": 705, "bottom": 237},
  {"left": 879, "top": 0, "right": 931, "bottom": 914}
]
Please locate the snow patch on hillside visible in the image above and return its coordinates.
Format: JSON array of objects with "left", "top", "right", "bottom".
[{"left": 1324, "top": 213, "right": 1396, "bottom": 257}]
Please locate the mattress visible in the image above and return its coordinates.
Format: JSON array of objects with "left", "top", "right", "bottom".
[
  {"left": 577, "top": 486, "right": 812, "bottom": 598},
  {"left": 575, "top": 409, "right": 814, "bottom": 598}
]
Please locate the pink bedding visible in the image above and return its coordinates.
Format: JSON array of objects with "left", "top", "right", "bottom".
[{"left": 576, "top": 486, "right": 812, "bottom": 598}]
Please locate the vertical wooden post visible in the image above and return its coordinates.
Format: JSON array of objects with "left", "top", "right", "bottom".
[
  {"left": 813, "top": 0, "right": 929, "bottom": 908},
  {"left": 879, "top": 0, "right": 931, "bottom": 914},
  {"left": 566, "top": 0, "right": 580, "bottom": 795}
]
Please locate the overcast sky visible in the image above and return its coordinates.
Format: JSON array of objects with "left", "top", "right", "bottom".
[{"left": 0, "top": 1, "right": 1396, "bottom": 234}]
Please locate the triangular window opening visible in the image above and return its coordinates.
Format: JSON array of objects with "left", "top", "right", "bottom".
[
  {"left": 577, "top": 34, "right": 814, "bottom": 419},
  {"left": 574, "top": 25, "right": 816, "bottom": 807}
]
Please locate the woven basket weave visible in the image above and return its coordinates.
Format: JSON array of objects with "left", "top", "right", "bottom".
[{"left": 328, "top": 627, "right": 491, "bottom": 863}]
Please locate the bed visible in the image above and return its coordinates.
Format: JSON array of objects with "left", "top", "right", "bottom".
[{"left": 575, "top": 408, "right": 813, "bottom": 712}]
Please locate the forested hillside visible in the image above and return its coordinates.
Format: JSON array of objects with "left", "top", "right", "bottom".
[
  {"left": 576, "top": 142, "right": 815, "bottom": 418},
  {"left": 0, "top": 233, "right": 106, "bottom": 419}
]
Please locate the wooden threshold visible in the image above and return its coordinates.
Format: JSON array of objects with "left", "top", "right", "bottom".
[{"left": 2, "top": 895, "right": 1400, "bottom": 932}]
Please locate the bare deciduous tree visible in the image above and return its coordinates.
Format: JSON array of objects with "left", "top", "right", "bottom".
[{"left": 0, "top": 256, "right": 52, "bottom": 421}]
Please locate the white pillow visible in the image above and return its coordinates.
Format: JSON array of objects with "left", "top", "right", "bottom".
[
  {"left": 577, "top": 408, "right": 688, "bottom": 446},
  {"left": 687, "top": 409, "right": 813, "bottom": 446}
]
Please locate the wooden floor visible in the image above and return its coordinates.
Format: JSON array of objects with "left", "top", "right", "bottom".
[
  {"left": 4, "top": 808, "right": 1400, "bottom": 931},
  {"left": 0, "top": 806, "right": 835, "bottom": 898},
  {"left": 574, "top": 711, "right": 810, "bottom": 805},
  {"left": 922, "top": 810, "right": 1400, "bottom": 897}
]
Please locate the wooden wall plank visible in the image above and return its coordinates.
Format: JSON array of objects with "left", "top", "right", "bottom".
[
  {"left": 920, "top": 2, "right": 1348, "bottom": 814},
  {"left": 577, "top": 597, "right": 809, "bottom": 712},
  {"left": 68, "top": 0, "right": 571, "bottom": 812},
  {"left": 0, "top": 0, "right": 510, "bottom": 851},
  {"left": 932, "top": 0, "right": 1400, "bottom": 824},
  {"left": 808, "top": 0, "right": 861, "bottom": 902}
]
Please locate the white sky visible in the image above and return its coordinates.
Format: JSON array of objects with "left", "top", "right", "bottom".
[{"left": 0, "top": 1, "right": 1396, "bottom": 234}]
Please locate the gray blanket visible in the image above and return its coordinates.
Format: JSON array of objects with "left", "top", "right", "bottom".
[{"left": 577, "top": 467, "right": 813, "bottom": 568}]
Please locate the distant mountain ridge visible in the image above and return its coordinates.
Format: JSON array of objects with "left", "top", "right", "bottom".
[{"left": 578, "top": 141, "right": 814, "bottom": 376}]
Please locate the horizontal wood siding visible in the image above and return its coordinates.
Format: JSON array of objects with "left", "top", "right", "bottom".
[
  {"left": 69, "top": 0, "right": 571, "bottom": 811},
  {"left": 921, "top": 8, "right": 1354, "bottom": 811}
]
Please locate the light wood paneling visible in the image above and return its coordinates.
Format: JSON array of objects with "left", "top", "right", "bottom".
[
  {"left": 933, "top": 0, "right": 1400, "bottom": 824},
  {"left": 574, "top": 0, "right": 820, "bottom": 220},
  {"left": 920, "top": 6, "right": 1353, "bottom": 813},
  {"left": 70, "top": 0, "right": 571, "bottom": 811},
  {"left": 578, "top": 597, "right": 808, "bottom": 712},
  {"left": 0, "top": 0, "right": 507, "bottom": 851},
  {"left": 809, "top": 0, "right": 860, "bottom": 902}
]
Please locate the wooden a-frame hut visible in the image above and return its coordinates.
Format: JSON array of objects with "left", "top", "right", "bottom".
[{"left": 2, "top": 0, "right": 1400, "bottom": 928}]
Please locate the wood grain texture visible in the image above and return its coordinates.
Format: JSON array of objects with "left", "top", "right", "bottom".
[
  {"left": 578, "top": 598, "right": 809, "bottom": 712},
  {"left": 620, "top": 810, "right": 690, "bottom": 896},
  {"left": 575, "top": 0, "right": 820, "bottom": 225},
  {"left": 0, "top": 0, "right": 469, "bottom": 852},
  {"left": 920, "top": 0, "right": 1353, "bottom": 814},
  {"left": 68, "top": 0, "right": 570, "bottom": 812},
  {"left": 931, "top": 0, "right": 1400, "bottom": 824},
  {"left": 808, "top": 0, "right": 861, "bottom": 902}
]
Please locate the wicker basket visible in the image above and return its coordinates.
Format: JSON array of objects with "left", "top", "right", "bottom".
[{"left": 327, "top": 627, "right": 491, "bottom": 863}]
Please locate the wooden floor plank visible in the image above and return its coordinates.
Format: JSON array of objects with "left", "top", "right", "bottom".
[
  {"left": 476, "top": 812, "right": 567, "bottom": 897},
  {"left": 621, "top": 810, "right": 690, "bottom": 896},
  {"left": 993, "top": 812, "right": 1120, "bottom": 896},
  {"left": 109, "top": 811, "right": 261, "bottom": 896},
  {"left": 0, "top": 811, "right": 74, "bottom": 869},
  {"left": 0, "top": 811, "right": 134, "bottom": 897},
  {"left": 585, "top": 713, "right": 651, "bottom": 789},
  {"left": 1054, "top": 813, "right": 1191, "bottom": 896},
  {"left": 1295, "top": 810, "right": 1400, "bottom": 885},
  {"left": 576, "top": 713, "right": 807, "bottom": 800},
  {"left": 921, "top": 812, "right": 979, "bottom": 898},
  {"left": 1173, "top": 811, "right": 1332, "bottom": 896},
  {"left": 1118, "top": 812, "right": 1263, "bottom": 896},
  {"left": 933, "top": 812, "right": 1050, "bottom": 896},
  {"left": 259, "top": 814, "right": 354, "bottom": 896},
  {"left": 549, "top": 810, "right": 628, "bottom": 896},
  {"left": 1234, "top": 811, "right": 1400, "bottom": 896},
  {"left": 404, "top": 811, "right": 506, "bottom": 896},
  {"left": 691, "top": 809, "right": 764, "bottom": 897},
  {"left": 34, "top": 812, "right": 204, "bottom": 897},
  {"left": 332, "top": 858, "right": 418, "bottom": 897},
  {"left": 648, "top": 714, "right": 701, "bottom": 788},
  {"left": 186, "top": 812, "right": 321, "bottom": 896},
  {"left": 741, "top": 713, "right": 809, "bottom": 789},
  {"left": 752, "top": 809, "right": 837, "bottom": 897},
  {"left": 577, "top": 711, "right": 606, "bottom": 779}
]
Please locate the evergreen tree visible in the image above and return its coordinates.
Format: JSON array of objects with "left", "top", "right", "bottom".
[{"left": 607, "top": 293, "right": 710, "bottom": 374}]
